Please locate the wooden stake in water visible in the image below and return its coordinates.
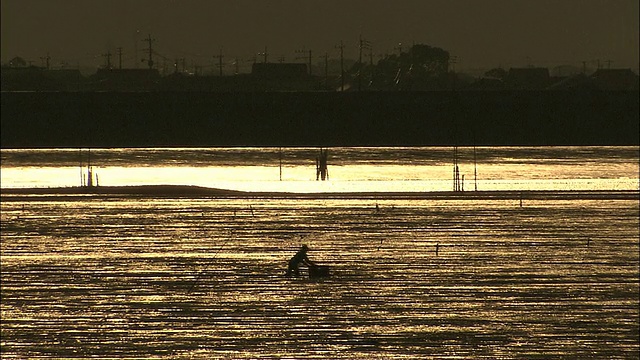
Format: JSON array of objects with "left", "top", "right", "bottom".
[
  {"left": 79, "top": 148, "right": 84, "bottom": 187},
  {"left": 453, "top": 146, "right": 457, "bottom": 191},
  {"left": 86, "top": 148, "right": 97, "bottom": 188},
  {"left": 453, "top": 145, "right": 463, "bottom": 192},
  {"left": 316, "top": 148, "right": 329, "bottom": 181},
  {"left": 519, "top": 192, "right": 523, "bottom": 208},
  {"left": 474, "top": 143, "right": 478, "bottom": 191},
  {"left": 279, "top": 147, "right": 283, "bottom": 181}
]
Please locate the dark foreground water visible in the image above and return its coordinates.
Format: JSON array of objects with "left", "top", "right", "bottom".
[{"left": 1, "top": 195, "right": 638, "bottom": 359}]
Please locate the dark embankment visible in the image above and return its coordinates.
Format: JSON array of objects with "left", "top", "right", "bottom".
[
  {"left": 1, "top": 185, "right": 638, "bottom": 201},
  {"left": 1, "top": 90, "right": 638, "bottom": 148}
]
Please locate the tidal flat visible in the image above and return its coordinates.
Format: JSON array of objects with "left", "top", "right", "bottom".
[{"left": 1, "top": 192, "right": 638, "bottom": 359}]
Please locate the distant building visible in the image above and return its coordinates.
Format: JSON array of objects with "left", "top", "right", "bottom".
[
  {"left": 251, "top": 63, "right": 308, "bottom": 78},
  {"left": 547, "top": 73, "right": 597, "bottom": 91},
  {"left": 590, "top": 69, "right": 639, "bottom": 90},
  {"left": 1, "top": 66, "right": 83, "bottom": 91},
  {"left": 90, "top": 68, "right": 161, "bottom": 91},
  {"left": 43, "top": 69, "right": 83, "bottom": 91},
  {"left": 467, "top": 77, "right": 505, "bottom": 90},
  {"left": 506, "top": 67, "right": 551, "bottom": 89}
]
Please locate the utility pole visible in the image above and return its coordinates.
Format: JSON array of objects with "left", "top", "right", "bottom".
[
  {"left": 134, "top": 29, "right": 140, "bottom": 68},
  {"left": 394, "top": 42, "right": 403, "bottom": 55},
  {"left": 295, "top": 48, "right": 312, "bottom": 75},
  {"left": 322, "top": 52, "right": 329, "bottom": 88},
  {"left": 258, "top": 46, "right": 268, "bottom": 63},
  {"left": 358, "top": 35, "right": 371, "bottom": 91},
  {"left": 143, "top": 34, "right": 155, "bottom": 70},
  {"left": 358, "top": 36, "right": 363, "bottom": 90},
  {"left": 116, "top": 47, "right": 123, "bottom": 69},
  {"left": 102, "top": 51, "right": 112, "bottom": 69},
  {"left": 335, "top": 41, "right": 345, "bottom": 91},
  {"left": 449, "top": 55, "right": 458, "bottom": 90},
  {"left": 40, "top": 53, "right": 51, "bottom": 69},
  {"left": 449, "top": 55, "right": 457, "bottom": 73},
  {"left": 214, "top": 48, "right": 224, "bottom": 76}
]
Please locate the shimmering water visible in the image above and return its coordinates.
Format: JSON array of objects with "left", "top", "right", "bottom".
[
  {"left": 1, "top": 146, "right": 639, "bottom": 191},
  {"left": 1, "top": 147, "right": 639, "bottom": 358}
]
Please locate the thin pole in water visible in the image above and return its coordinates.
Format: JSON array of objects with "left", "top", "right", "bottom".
[
  {"left": 187, "top": 230, "right": 235, "bottom": 294},
  {"left": 474, "top": 143, "right": 478, "bottom": 191},
  {"left": 453, "top": 146, "right": 457, "bottom": 191},
  {"left": 519, "top": 192, "right": 523, "bottom": 208},
  {"left": 79, "top": 148, "right": 83, "bottom": 187},
  {"left": 279, "top": 147, "right": 283, "bottom": 181}
]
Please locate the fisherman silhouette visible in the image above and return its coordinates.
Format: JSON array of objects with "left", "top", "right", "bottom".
[{"left": 286, "top": 245, "right": 315, "bottom": 277}]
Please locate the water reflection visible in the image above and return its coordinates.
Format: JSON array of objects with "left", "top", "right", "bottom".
[{"left": 1, "top": 146, "right": 638, "bottom": 191}]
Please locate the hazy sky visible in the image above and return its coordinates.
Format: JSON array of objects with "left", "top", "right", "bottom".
[{"left": 1, "top": 0, "right": 638, "bottom": 72}]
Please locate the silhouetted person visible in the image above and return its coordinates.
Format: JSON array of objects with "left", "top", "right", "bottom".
[{"left": 286, "top": 245, "right": 315, "bottom": 277}]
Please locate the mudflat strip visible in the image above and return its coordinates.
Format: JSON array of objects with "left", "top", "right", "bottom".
[{"left": 1, "top": 185, "right": 638, "bottom": 201}]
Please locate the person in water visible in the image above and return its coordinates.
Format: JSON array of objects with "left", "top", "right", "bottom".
[{"left": 286, "top": 245, "right": 315, "bottom": 277}]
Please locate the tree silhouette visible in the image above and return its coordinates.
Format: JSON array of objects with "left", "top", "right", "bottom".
[
  {"left": 372, "top": 44, "right": 450, "bottom": 90},
  {"left": 404, "top": 44, "right": 449, "bottom": 76},
  {"left": 484, "top": 67, "right": 507, "bottom": 80},
  {"left": 8, "top": 57, "right": 27, "bottom": 67}
]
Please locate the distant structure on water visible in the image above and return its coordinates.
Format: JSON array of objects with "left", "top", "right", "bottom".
[
  {"left": 80, "top": 149, "right": 99, "bottom": 188},
  {"left": 316, "top": 148, "right": 329, "bottom": 181}
]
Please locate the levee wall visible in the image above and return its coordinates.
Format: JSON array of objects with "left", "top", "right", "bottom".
[{"left": 2, "top": 91, "right": 638, "bottom": 147}]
